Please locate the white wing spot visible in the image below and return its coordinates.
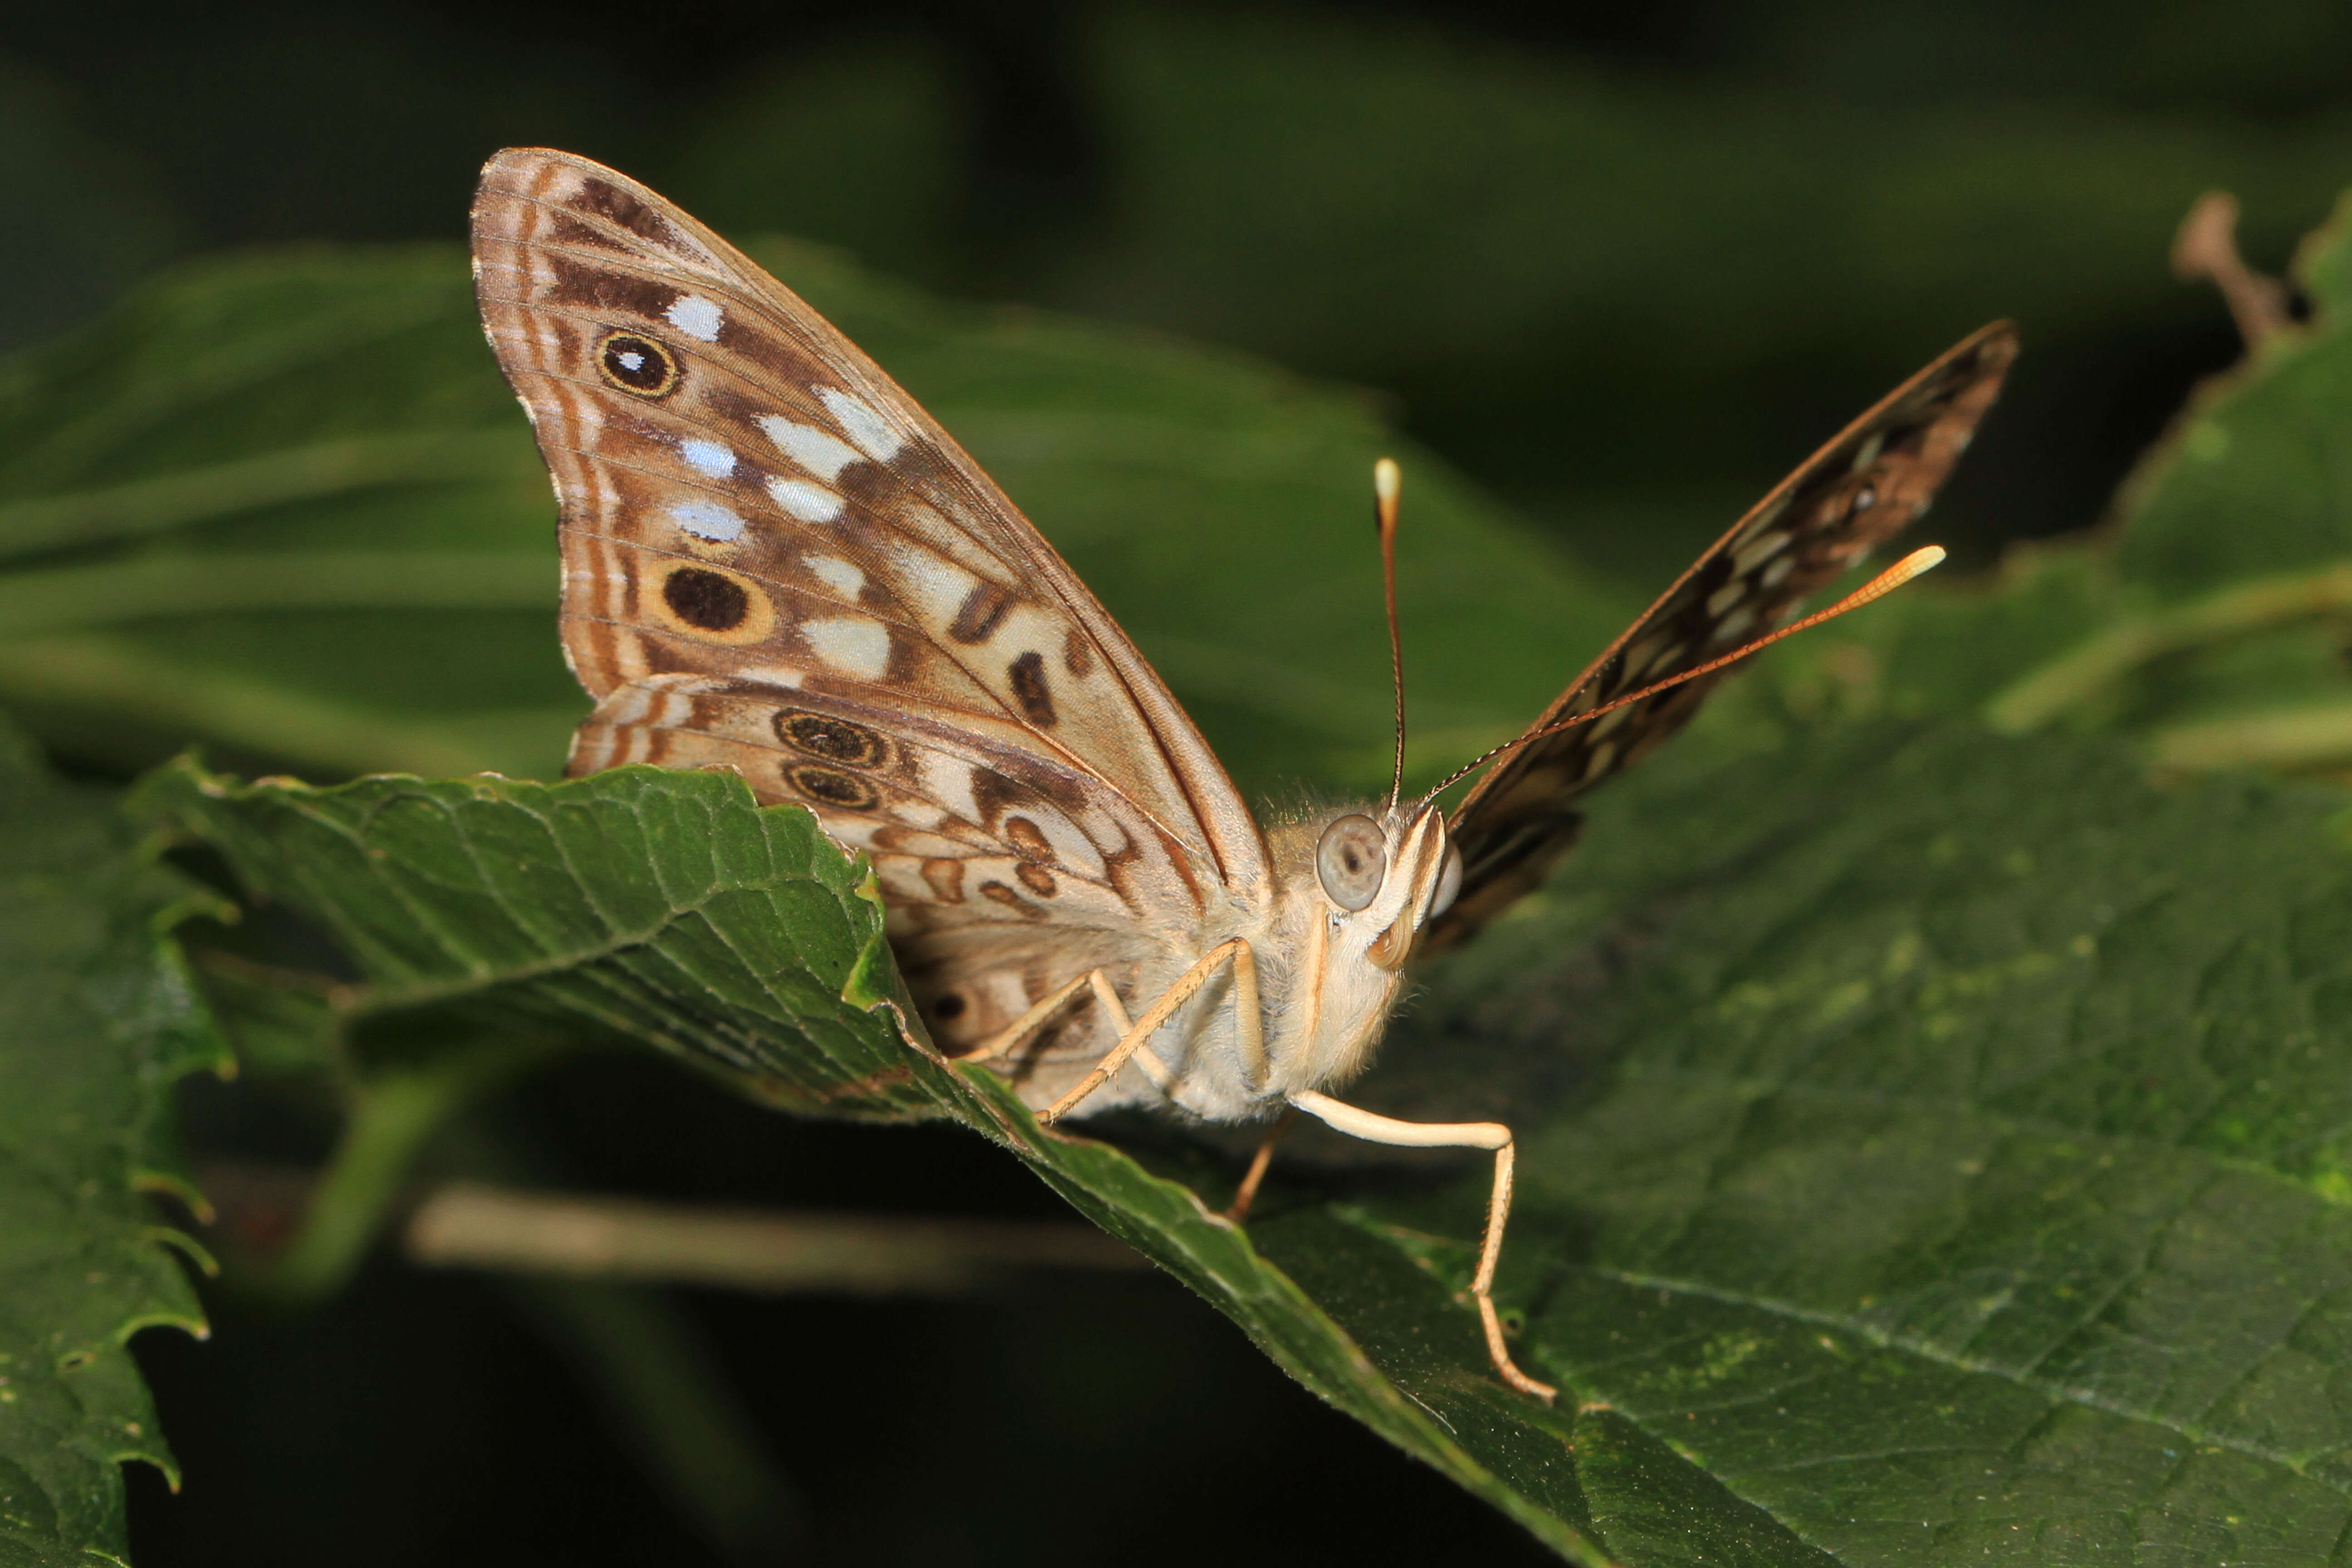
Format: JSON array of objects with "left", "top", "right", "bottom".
[
  {"left": 807, "top": 555, "right": 866, "bottom": 597},
  {"left": 804, "top": 616, "right": 892, "bottom": 680},
  {"left": 919, "top": 752, "right": 983, "bottom": 826},
  {"left": 1730, "top": 530, "right": 1790, "bottom": 574},
  {"left": 880, "top": 538, "right": 976, "bottom": 625},
  {"left": 666, "top": 294, "right": 724, "bottom": 342},
  {"left": 679, "top": 438, "right": 735, "bottom": 478},
  {"left": 818, "top": 389, "right": 905, "bottom": 460},
  {"left": 757, "top": 416, "right": 863, "bottom": 482},
  {"left": 667, "top": 498, "right": 745, "bottom": 543},
  {"left": 768, "top": 477, "right": 845, "bottom": 523}
]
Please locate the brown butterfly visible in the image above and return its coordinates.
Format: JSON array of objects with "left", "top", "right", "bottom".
[{"left": 471, "top": 147, "right": 2017, "bottom": 1402}]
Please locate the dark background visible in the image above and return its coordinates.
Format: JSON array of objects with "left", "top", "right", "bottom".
[{"left": 9, "top": 0, "right": 2347, "bottom": 1561}]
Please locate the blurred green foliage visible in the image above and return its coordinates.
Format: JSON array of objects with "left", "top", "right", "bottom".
[{"left": 13, "top": 1, "right": 2352, "bottom": 583}]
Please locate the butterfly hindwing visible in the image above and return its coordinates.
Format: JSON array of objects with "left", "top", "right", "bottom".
[
  {"left": 572, "top": 673, "right": 1186, "bottom": 1073},
  {"left": 1431, "top": 321, "right": 2019, "bottom": 948}
]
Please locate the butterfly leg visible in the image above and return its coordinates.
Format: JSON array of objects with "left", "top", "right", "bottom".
[
  {"left": 1224, "top": 1108, "right": 1297, "bottom": 1223},
  {"left": 1287, "top": 1089, "right": 1558, "bottom": 1402},
  {"left": 1039, "top": 939, "right": 1261, "bottom": 1126},
  {"left": 960, "top": 972, "right": 1105, "bottom": 1066},
  {"left": 1080, "top": 973, "right": 1285, "bottom": 1225}
]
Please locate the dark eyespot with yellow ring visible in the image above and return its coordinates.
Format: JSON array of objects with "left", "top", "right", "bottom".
[
  {"left": 597, "top": 330, "right": 680, "bottom": 397},
  {"left": 787, "top": 765, "right": 879, "bottom": 812},
  {"left": 1315, "top": 814, "right": 1387, "bottom": 911}
]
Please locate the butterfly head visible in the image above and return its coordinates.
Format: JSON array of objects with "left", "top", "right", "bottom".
[
  {"left": 1259, "top": 800, "right": 1463, "bottom": 1095},
  {"left": 1306, "top": 802, "right": 1463, "bottom": 971}
]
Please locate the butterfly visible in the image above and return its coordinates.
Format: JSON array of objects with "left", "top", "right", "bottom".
[{"left": 471, "top": 147, "right": 2017, "bottom": 1402}]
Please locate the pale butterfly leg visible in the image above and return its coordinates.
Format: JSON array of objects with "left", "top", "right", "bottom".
[
  {"left": 953, "top": 966, "right": 1177, "bottom": 1091},
  {"left": 1080, "top": 972, "right": 1170, "bottom": 1093},
  {"left": 1289, "top": 1090, "right": 1559, "bottom": 1403},
  {"left": 962, "top": 972, "right": 1103, "bottom": 1065},
  {"left": 1083, "top": 974, "right": 1289, "bottom": 1224},
  {"left": 1039, "top": 939, "right": 1262, "bottom": 1125}
]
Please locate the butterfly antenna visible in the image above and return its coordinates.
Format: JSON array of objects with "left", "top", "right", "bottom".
[
  {"left": 1375, "top": 457, "right": 1407, "bottom": 815},
  {"left": 1421, "top": 545, "right": 1948, "bottom": 802}
]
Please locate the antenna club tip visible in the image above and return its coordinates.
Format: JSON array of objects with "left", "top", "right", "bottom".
[
  {"left": 1374, "top": 456, "right": 1401, "bottom": 503},
  {"left": 1893, "top": 544, "right": 1947, "bottom": 581}
]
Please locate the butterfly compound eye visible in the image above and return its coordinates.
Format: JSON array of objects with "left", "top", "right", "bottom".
[{"left": 1315, "top": 814, "right": 1388, "bottom": 911}]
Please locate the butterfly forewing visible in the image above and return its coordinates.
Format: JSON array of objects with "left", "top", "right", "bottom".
[
  {"left": 471, "top": 148, "right": 1270, "bottom": 902},
  {"left": 1430, "top": 321, "right": 2019, "bottom": 949},
  {"left": 473, "top": 148, "right": 1274, "bottom": 1090}
]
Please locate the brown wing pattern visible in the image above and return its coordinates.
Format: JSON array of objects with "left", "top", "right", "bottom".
[
  {"left": 1431, "top": 321, "right": 2019, "bottom": 949},
  {"left": 472, "top": 147, "right": 1269, "bottom": 1083},
  {"left": 470, "top": 148, "right": 1271, "bottom": 910}
]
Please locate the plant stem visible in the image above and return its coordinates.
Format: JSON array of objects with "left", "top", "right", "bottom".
[
  {"left": 1984, "top": 560, "right": 2352, "bottom": 733},
  {"left": 407, "top": 1183, "right": 1146, "bottom": 1294},
  {"left": 256, "top": 1042, "right": 555, "bottom": 1302}
]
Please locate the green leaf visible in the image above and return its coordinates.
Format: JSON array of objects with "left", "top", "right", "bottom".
[
  {"left": 1961, "top": 190, "right": 2352, "bottom": 766},
  {"left": 1361, "top": 720, "right": 2352, "bottom": 1559},
  {"left": 0, "top": 726, "right": 225, "bottom": 1567},
  {"left": 134, "top": 760, "right": 926, "bottom": 1122},
  {"left": 0, "top": 239, "right": 1624, "bottom": 798},
  {"left": 141, "top": 719, "right": 2352, "bottom": 1560}
]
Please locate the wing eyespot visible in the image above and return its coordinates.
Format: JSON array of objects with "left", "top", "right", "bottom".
[
  {"left": 650, "top": 564, "right": 776, "bottom": 645},
  {"left": 662, "top": 568, "right": 746, "bottom": 629},
  {"left": 774, "top": 710, "right": 887, "bottom": 768},
  {"left": 596, "top": 330, "right": 681, "bottom": 397},
  {"left": 787, "top": 765, "right": 879, "bottom": 811}
]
